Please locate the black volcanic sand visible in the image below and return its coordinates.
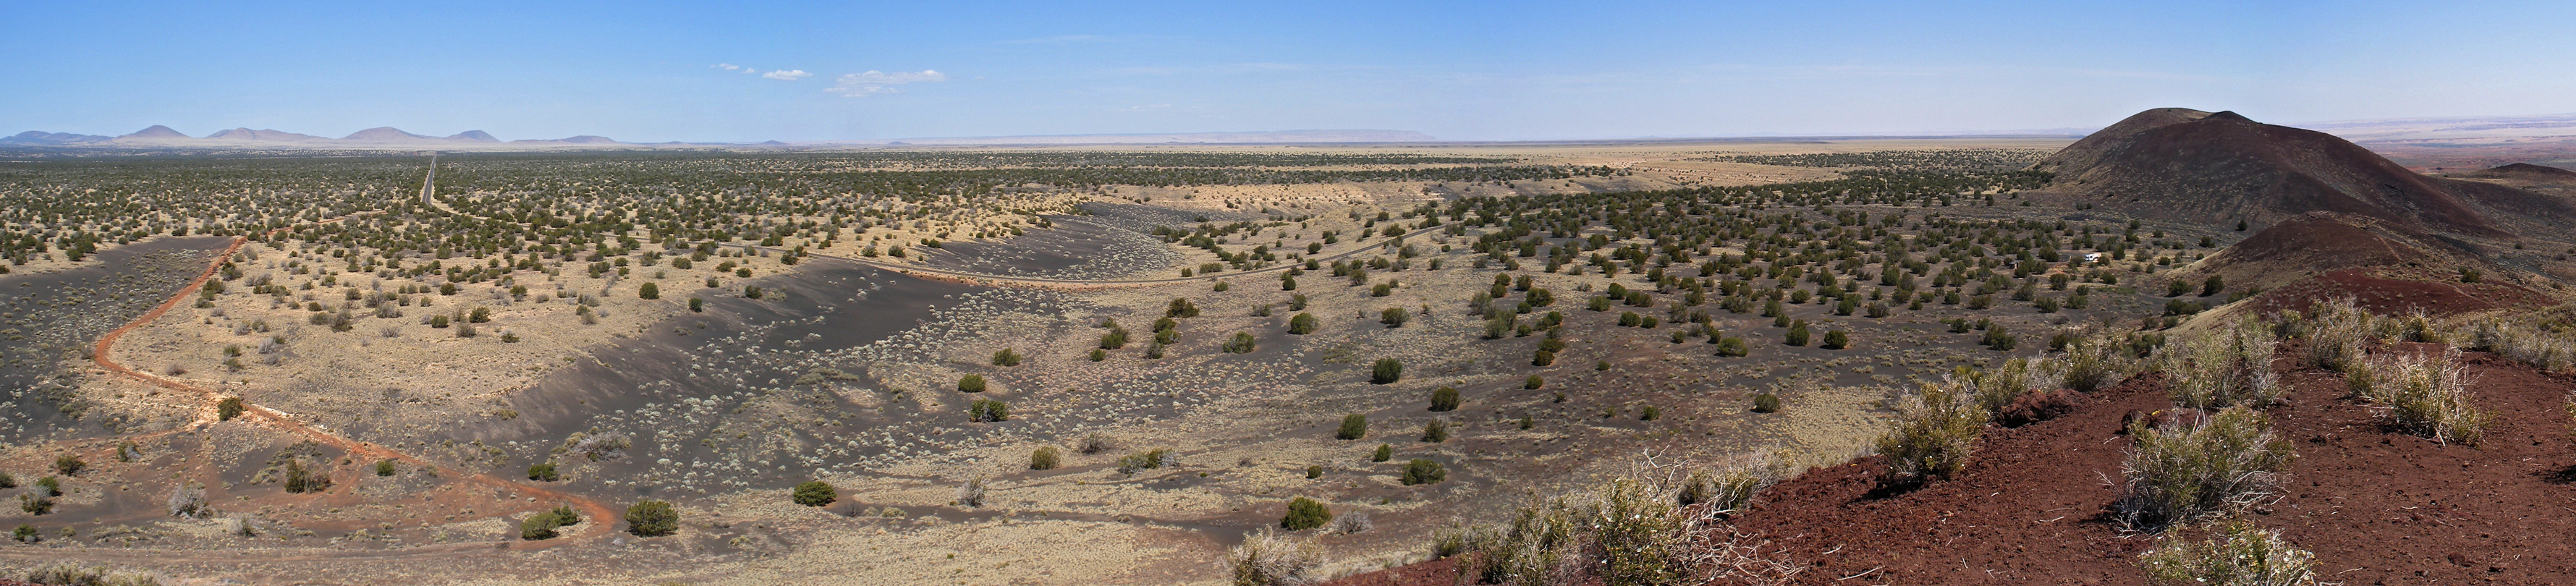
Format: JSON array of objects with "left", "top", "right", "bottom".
[
  {"left": 0, "top": 236, "right": 233, "bottom": 441},
  {"left": 914, "top": 214, "right": 1180, "bottom": 280},
  {"left": 433, "top": 259, "right": 993, "bottom": 497}
]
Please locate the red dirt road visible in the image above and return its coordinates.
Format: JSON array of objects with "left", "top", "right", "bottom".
[{"left": 77, "top": 214, "right": 622, "bottom": 549}]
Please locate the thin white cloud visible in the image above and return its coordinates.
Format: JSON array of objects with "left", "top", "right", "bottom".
[
  {"left": 761, "top": 69, "right": 813, "bottom": 81},
  {"left": 1001, "top": 34, "right": 1114, "bottom": 45},
  {"left": 827, "top": 69, "right": 949, "bottom": 97},
  {"left": 714, "top": 63, "right": 742, "bottom": 71}
]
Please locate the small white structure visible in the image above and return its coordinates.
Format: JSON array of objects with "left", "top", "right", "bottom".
[{"left": 2083, "top": 252, "right": 2104, "bottom": 263}]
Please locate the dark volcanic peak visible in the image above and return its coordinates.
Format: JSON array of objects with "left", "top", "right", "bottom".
[
  {"left": 2467, "top": 162, "right": 2576, "bottom": 182},
  {"left": 341, "top": 127, "right": 436, "bottom": 141},
  {"left": 121, "top": 124, "right": 191, "bottom": 139},
  {"left": 512, "top": 135, "right": 621, "bottom": 144},
  {"left": 1, "top": 130, "right": 111, "bottom": 143},
  {"left": 2184, "top": 211, "right": 2477, "bottom": 292},
  {"left": 2034, "top": 107, "right": 2512, "bottom": 237},
  {"left": 447, "top": 129, "right": 501, "bottom": 142},
  {"left": 205, "top": 127, "right": 326, "bottom": 141}
]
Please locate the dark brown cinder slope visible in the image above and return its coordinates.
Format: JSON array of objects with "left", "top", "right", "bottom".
[{"left": 2031, "top": 108, "right": 2576, "bottom": 238}]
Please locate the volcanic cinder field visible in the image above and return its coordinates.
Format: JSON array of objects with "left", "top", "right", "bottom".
[{"left": 2, "top": 110, "right": 2576, "bottom": 586}]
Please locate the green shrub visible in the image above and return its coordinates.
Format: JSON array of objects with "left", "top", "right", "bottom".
[
  {"left": 527, "top": 462, "right": 560, "bottom": 482},
  {"left": 1421, "top": 420, "right": 1449, "bottom": 443},
  {"left": 1523, "top": 375, "right": 1543, "bottom": 390},
  {"left": 1372, "top": 443, "right": 1392, "bottom": 462},
  {"left": 2111, "top": 407, "right": 2295, "bottom": 531},
  {"left": 1715, "top": 336, "right": 1750, "bottom": 357},
  {"left": 1380, "top": 307, "right": 1410, "bottom": 327},
  {"left": 1370, "top": 358, "right": 1403, "bottom": 384},
  {"left": 957, "top": 374, "right": 987, "bottom": 393},
  {"left": 520, "top": 513, "right": 563, "bottom": 540},
  {"left": 1531, "top": 349, "right": 1555, "bottom": 366},
  {"left": 1281, "top": 496, "right": 1333, "bottom": 530},
  {"left": 624, "top": 499, "right": 679, "bottom": 537},
  {"left": 1874, "top": 380, "right": 1987, "bottom": 488},
  {"left": 18, "top": 493, "right": 51, "bottom": 516},
  {"left": 1784, "top": 320, "right": 1810, "bottom": 346},
  {"left": 1030, "top": 446, "right": 1061, "bottom": 470},
  {"left": 1821, "top": 329, "right": 1849, "bottom": 349},
  {"left": 216, "top": 396, "right": 245, "bottom": 421},
  {"left": 1751, "top": 392, "right": 1781, "bottom": 413},
  {"left": 10, "top": 524, "right": 33, "bottom": 543},
  {"left": 991, "top": 349, "right": 1022, "bottom": 366},
  {"left": 1305, "top": 465, "right": 1323, "bottom": 479},
  {"left": 1401, "top": 459, "right": 1446, "bottom": 485},
  {"left": 1336, "top": 415, "right": 1368, "bottom": 440},
  {"left": 375, "top": 459, "right": 396, "bottom": 477},
  {"left": 637, "top": 282, "right": 659, "bottom": 300},
  {"left": 1223, "top": 331, "right": 1258, "bottom": 354},
  {"left": 52, "top": 454, "right": 84, "bottom": 476},
  {"left": 1640, "top": 405, "right": 1661, "bottom": 421},
  {"left": 968, "top": 399, "right": 1011, "bottom": 422},
  {"left": 1116, "top": 449, "right": 1169, "bottom": 475},
  {"left": 1429, "top": 386, "right": 1460, "bottom": 412},
  {"left": 793, "top": 480, "right": 836, "bottom": 506},
  {"left": 1287, "top": 313, "right": 1318, "bottom": 334},
  {"left": 281, "top": 459, "right": 329, "bottom": 493},
  {"left": 2140, "top": 521, "right": 2316, "bottom": 586}
]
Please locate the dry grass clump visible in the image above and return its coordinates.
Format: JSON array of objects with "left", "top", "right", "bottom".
[
  {"left": 2162, "top": 322, "right": 2281, "bottom": 409},
  {"left": 2111, "top": 407, "right": 2295, "bottom": 532},
  {"left": 1675, "top": 451, "right": 1782, "bottom": 517},
  {"left": 2459, "top": 316, "right": 2575, "bottom": 372},
  {"left": 2348, "top": 348, "right": 2492, "bottom": 446},
  {"left": 21, "top": 562, "right": 164, "bottom": 586},
  {"left": 1447, "top": 471, "right": 1797, "bottom": 586},
  {"left": 1873, "top": 380, "right": 1986, "bottom": 488},
  {"left": 2139, "top": 521, "right": 2316, "bottom": 586},
  {"left": 2059, "top": 330, "right": 2145, "bottom": 394},
  {"left": 1965, "top": 359, "right": 2064, "bottom": 417},
  {"left": 1229, "top": 526, "right": 1326, "bottom": 586},
  {"left": 2287, "top": 297, "right": 2381, "bottom": 372}
]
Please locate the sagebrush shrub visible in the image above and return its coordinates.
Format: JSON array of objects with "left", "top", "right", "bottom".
[
  {"left": 2292, "top": 297, "right": 2377, "bottom": 372},
  {"left": 2352, "top": 349, "right": 2491, "bottom": 446},
  {"left": 2164, "top": 322, "right": 2281, "bottom": 409},
  {"left": 1030, "top": 446, "right": 1061, "bottom": 470},
  {"left": 2111, "top": 407, "right": 2295, "bottom": 531},
  {"left": 1336, "top": 415, "right": 1367, "bottom": 440},
  {"left": 2060, "top": 331, "right": 2140, "bottom": 393},
  {"left": 1874, "top": 380, "right": 1986, "bottom": 488},
  {"left": 2140, "top": 521, "right": 2316, "bottom": 586},
  {"left": 1229, "top": 527, "right": 1324, "bottom": 586}
]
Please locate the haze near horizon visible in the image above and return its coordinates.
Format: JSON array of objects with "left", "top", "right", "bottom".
[{"left": 5, "top": 0, "right": 2575, "bottom": 143}]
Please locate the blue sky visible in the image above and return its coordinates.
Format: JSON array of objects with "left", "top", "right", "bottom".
[{"left": 5, "top": 1, "right": 2572, "bottom": 142}]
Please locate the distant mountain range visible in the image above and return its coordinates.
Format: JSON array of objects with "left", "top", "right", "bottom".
[
  {"left": 0, "top": 126, "right": 1448, "bottom": 150},
  {"left": 1, "top": 125, "right": 628, "bottom": 148}
]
